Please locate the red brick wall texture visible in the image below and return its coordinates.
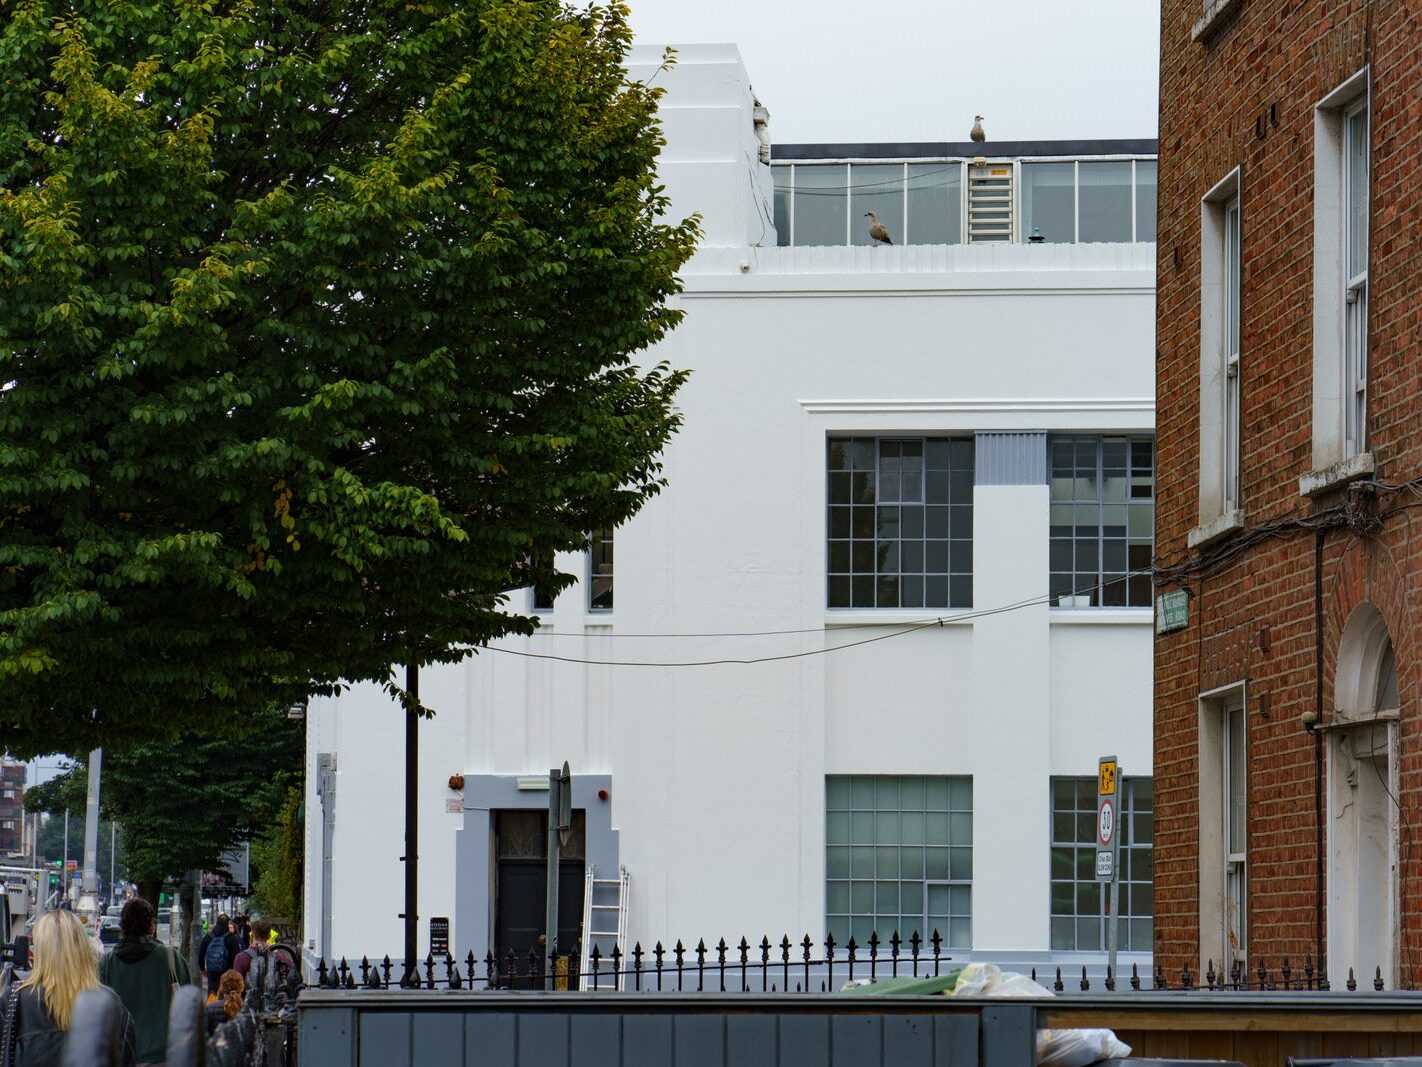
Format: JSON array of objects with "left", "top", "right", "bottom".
[{"left": 1155, "top": 0, "right": 1422, "bottom": 986}]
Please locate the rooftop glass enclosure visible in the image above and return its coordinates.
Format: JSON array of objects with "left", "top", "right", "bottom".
[{"left": 772, "top": 144, "right": 1157, "bottom": 247}]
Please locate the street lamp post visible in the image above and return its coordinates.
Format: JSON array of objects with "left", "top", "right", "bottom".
[{"left": 399, "top": 663, "right": 419, "bottom": 987}]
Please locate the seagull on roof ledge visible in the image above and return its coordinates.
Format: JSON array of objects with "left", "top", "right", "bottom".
[
  {"left": 864, "top": 211, "right": 893, "bottom": 245},
  {"left": 971, "top": 115, "right": 986, "bottom": 142}
]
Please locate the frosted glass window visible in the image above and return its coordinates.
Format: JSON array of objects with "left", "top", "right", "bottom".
[
  {"left": 1135, "top": 161, "right": 1158, "bottom": 242},
  {"left": 1050, "top": 777, "right": 1153, "bottom": 951},
  {"left": 1078, "top": 162, "right": 1134, "bottom": 243},
  {"left": 792, "top": 164, "right": 848, "bottom": 246},
  {"left": 1021, "top": 162, "right": 1075, "bottom": 242},
  {"left": 907, "top": 164, "right": 962, "bottom": 244},
  {"left": 827, "top": 775, "right": 972, "bottom": 948},
  {"left": 850, "top": 164, "right": 905, "bottom": 246}
]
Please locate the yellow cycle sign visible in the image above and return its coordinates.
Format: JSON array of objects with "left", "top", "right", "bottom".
[{"left": 1098, "top": 758, "right": 1117, "bottom": 797}]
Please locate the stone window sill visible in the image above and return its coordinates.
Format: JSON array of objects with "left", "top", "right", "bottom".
[
  {"left": 1192, "top": 0, "right": 1242, "bottom": 42},
  {"left": 1188, "top": 509, "right": 1245, "bottom": 551},
  {"left": 1298, "top": 452, "right": 1374, "bottom": 498}
]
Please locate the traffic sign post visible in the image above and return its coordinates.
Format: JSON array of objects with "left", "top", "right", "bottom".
[{"left": 1096, "top": 756, "right": 1122, "bottom": 981}]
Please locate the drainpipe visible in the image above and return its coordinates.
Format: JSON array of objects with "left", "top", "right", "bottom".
[
  {"left": 1314, "top": 530, "right": 1325, "bottom": 970},
  {"left": 400, "top": 663, "right": 420, "bottom": 987}
]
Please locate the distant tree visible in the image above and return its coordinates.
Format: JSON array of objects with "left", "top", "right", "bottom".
[
  {"left": 0, "top": 0, "right": 696, "bottom": 754},
  {"left": 33, "top": 811, "right": 126, "bottom": 889},
  {"left": 24, "top": 703, "right": 301, "bottom": 904},
  {"left": 248, "top": 786, "right": 302, "bottom": 928}
]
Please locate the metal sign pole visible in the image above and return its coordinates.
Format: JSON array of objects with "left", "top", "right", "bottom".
[{"left": 1096, "top": 756, "right": 1122, "bottom": 983}]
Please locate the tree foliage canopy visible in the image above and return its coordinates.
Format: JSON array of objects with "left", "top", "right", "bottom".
[
  {"left": 0, "top": 0, "right": 695, "bottom": 754},
  {"left": 24, "top": 702, "right": 303, "bottom": 887}
]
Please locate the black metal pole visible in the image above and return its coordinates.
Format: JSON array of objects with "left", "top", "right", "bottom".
[
  {"left": 1314, "top": 530, "right": 1325, "bottom": 970},
  {"left": 401, "top": 663, "right": 419, "bottom": 987}
]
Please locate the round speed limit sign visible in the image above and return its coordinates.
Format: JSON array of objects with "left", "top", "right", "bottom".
[{"left": 1097, "top": 798, "right": 1116, "bottom": 847}]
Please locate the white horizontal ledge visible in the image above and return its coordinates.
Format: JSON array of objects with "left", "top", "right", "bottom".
[{"left": 799, "top": 398, "right": 1156, "bottom": 416}]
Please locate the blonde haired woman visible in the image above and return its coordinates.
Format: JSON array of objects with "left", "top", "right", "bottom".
[{"left": 1, "top": 910, "right": 136, "bottom": 1067}]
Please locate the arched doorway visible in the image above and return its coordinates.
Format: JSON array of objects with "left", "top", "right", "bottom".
[{"left": 1329, "top": 604, "right": 1400, "bottom": 987}]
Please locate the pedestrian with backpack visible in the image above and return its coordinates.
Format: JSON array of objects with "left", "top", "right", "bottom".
[
  {"left": 195, "top": 915, "right": 239, "bottom": 996},
  {"left": 99, "top": 899, "right": 190, "bottom": 1066}
]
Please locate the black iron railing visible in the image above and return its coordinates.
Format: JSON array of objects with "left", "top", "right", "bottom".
[{"left": 307, "top": 929, "right": 1386, "bottom": 994}]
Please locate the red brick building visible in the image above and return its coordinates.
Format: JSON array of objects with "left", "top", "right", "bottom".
[{"left": 1154, "top": 0, "right": 1421, "bottom": 988}]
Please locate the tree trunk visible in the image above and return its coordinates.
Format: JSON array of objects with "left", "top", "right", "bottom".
[{"left": 136, "top": 877, "right": 161, "bottom": 907}]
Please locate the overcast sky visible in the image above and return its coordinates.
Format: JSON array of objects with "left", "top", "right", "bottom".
[{"left": 627, "top": 0, "right": 1161, "bottom": 146}]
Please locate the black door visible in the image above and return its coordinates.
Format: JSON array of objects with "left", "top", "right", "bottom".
[{"left": 493, "top": 809, "right": 586, "bottom": 987}]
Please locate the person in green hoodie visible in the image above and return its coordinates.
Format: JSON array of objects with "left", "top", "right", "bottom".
[{"left": 98, "top": 898, "right": 192, "bottom": 1066}]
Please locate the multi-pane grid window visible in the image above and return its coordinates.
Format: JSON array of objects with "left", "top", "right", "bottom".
[
  {"left": 775, "top": 159, "right": 1156, "bottom": 246},
  {"left": 1343, "top": 98, "right": 1369, "bottom": 456},
  {"left": 826, "top": 776, "right": 973, "bottom": 949},
  {"left": 1049, "top": 436, "right": 1154, "bottom": 607},
  {"left": 774, "top": 163, "right": 964, "bottom": 246},
  {"left": 587, "top": 530, "right": 613, "bottom": 612},
  {"left": 827, "top": 438, "right": 974, "bottom": 610},
  {"left": 1050, "top": 778, "right": 1153, "bottom": 952},
  {"left": 1020, "top": 161, "right": 1158, "bottom": 244}
]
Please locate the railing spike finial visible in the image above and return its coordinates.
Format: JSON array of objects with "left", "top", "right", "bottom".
[
  {"left": 1153, "top": 963, "right": 1166, "bottom": 990},
  {"left": 1130, "top": 962, "right": 1141, "bottom": 991},
  {"left": 424, "top": 953, "right": 435, "bottom": 989},
  {"left": 445, "top": 953, "right": 458, "bottom": 990},
  {"left": 1206, "top": 959, "right": 1216, "bottom": 990},
  {"left": 1079, "top": 965, "right": 1089, "bottom": 992},
  {"left": 1104, "top": 963, "right": 1114, "bottom": 992},
  {"left": 1030, "top": 968, "right": 1037, "bottom": 984},
  {"left": 632, "top": 942, "right": 645, "bottom": 993},
  {"left": 382, "top": 955, "right": 393, "bottom": 986},
  {"left": 1181, "top": 961, "right": 1193, "bottom": 990},
  {"left": 1304, "top": 955, "right": 1315, "bottom": 991},
  {"left": 1256, "top": 958, "right": 1267, "bottom": 990},
  {"left": 1347, "top": 966, "right": 1357, "bottom": 992},
  {"left": 1054, "top": 966, "right": 1064, "bottom": 993},
  {"left": 317, "top": 959, "right": 328, "bottom": 987},
  {"left": 1374, "top": 965, "right": 1385, "bottom": 991},
  {"left": 1281, "top": 957, "right": 1292, "bottom": 989},
  {"left": 359, "top": 956, "right": 370, "bottom": 985}
]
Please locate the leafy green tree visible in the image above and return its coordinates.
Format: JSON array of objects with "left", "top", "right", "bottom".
[
  {"left": 24, "top": 702, "right": 302, "bottom": 904},
  {"left": 34, "top": 811, "right": 126, "bottom": 889},
  {"left": 0, "top": 0, "right": 695, "bottom": 755},
  {"left": 248, "top": 785, "right": 302, "bottom": 927}
]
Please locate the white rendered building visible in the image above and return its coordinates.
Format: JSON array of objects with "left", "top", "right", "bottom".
[{"left": 305, "top": 44, "right": 1157, "bottom": 977}]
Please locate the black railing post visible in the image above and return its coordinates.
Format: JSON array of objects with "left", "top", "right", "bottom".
[
  {"left": 760, "top": 936, "right": 771, "bottom": 993},
  {"left": 801, "top": 935, "right": 813, "bottom": 993},
  {"left": 739, "top": 936, "right": 750, "bottom": 992},
  {"left": 674, "top": 940, "right": 686, "bottom": 993},
  {"left": 654, "top": 942, "right": 665, "bottom": 992},
  {"left": 695, "top": 939, "right": 706, "bottom": 992},
  {"left": 716, "top": 938, "right": 728, "bottom": 993},
  {"left": 910, "top": 930, "right": 922, "bottom": 977},
  {"left": 930, "top": 929, "right": 942, "bottom": 977},
  {"left": 889, "top": 930, "right": 901, "bottom": 978},
  {"left": 825, "top": 933, "right": 836, "bottom": 992}
]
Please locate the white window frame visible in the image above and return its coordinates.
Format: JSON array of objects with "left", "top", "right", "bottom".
[
  {"left": 1192, "top": 168, "right": 1244, "bottom": 544},
  {"left": 1342, "top": 98, "right": 1369, "bottom": 458},
  {"left": 1307, "top": 69, "right": 1371, "bottom": 484},
  {"left": 1198, "top": 684, "right": 1247, "bottom": 975},
  {"left": 586, "top": 530, "right": 613, "bottom": 613}
]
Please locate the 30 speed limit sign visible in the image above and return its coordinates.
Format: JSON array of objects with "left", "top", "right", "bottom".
[{"left": 1095, "top": 756, "right": 1119, "bottom": 881}]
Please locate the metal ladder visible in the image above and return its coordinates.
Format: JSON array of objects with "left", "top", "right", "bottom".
[{"left": 579, "top": 864, "right": 628, "bottom": 989}]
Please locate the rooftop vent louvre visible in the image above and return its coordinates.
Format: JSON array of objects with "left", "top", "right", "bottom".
[{"left": 968, "top": 164, "right": 1014, "bottom": 243}]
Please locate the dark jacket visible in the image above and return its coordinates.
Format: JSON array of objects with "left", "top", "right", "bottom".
[
  {"left": 196, "top": 930, "right": 240, "bottom": 975},
  {"left": 99, "top": 937, "right": 191, "bottom": 1063},
  {"left": 10, "top": 983, "right": 136, "bottom": 1067}
]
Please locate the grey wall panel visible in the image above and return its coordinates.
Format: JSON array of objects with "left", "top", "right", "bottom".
[
  {"left": 412, "top": 1014, "right": 464, "bottom": 1064},
  {"left": 298, "top": 1005, "right": 356, "bottom": 1067},
  {"left": 673, "top": 1015, "right": 725, "bottom": 1067},
  {"left": 980, "top": 1004, "right": 1036, "bottom": 1067},
  {"left": 623, "top": 1014, "right": 674, "bottom": 1064},
  {"left": 933, "top": 1015, "right": 979, "bottom": 1067},
  {"left": 358, "top": 1012, "right": 410, "bottom": 1067},
  {"left": 830, "top": 1016, "right": 880, "bottom": 1065},
  {"left": 517, "top": 1012, "right": 570, "bottom": 1066},
  {"left": 882, "top": 1014, "right": 933, "bottom": 1065},
  {"left": 465, "top": 1012, "right": 517, "bottom": 1065},
  {"left": 726, "top": 1015, "right": 777, "bottom": 1067},
  {"left": 778, "top": 1015, "right": 830, "bottom": 1066},
  {"left": 975, "top": 431, "right": 1048, "bottom": 486},
  {"left": 570, "top": 1015, "right": 621, "bottom": 1067}
]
